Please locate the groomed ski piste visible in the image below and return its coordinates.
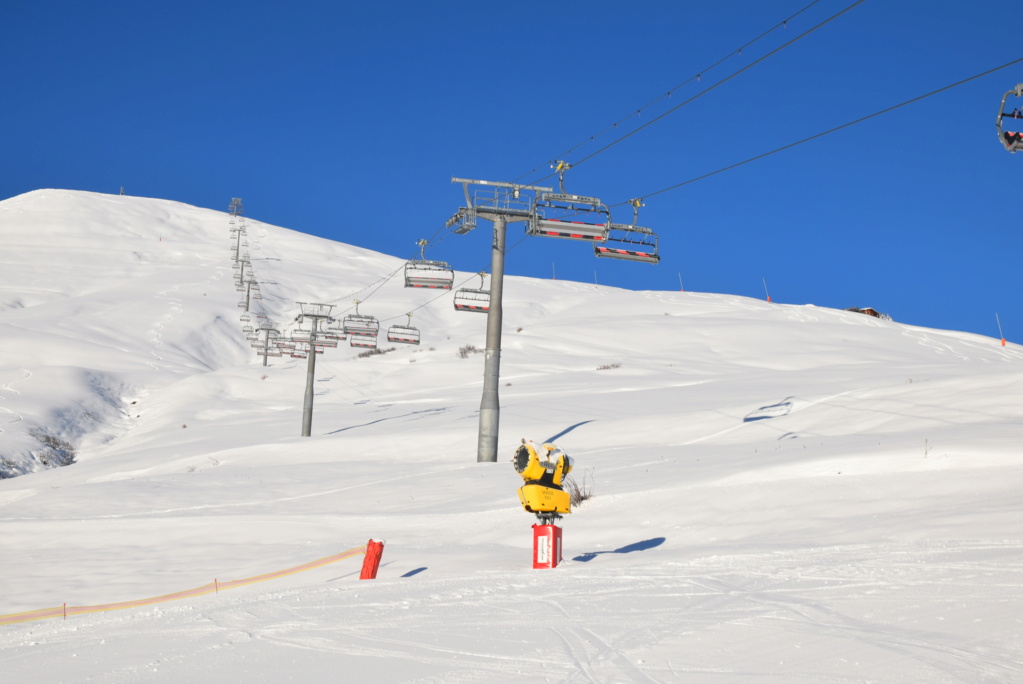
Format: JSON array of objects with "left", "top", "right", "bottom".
[{"left": 1, "top": 190, "right": 1022, "bottom": 682}]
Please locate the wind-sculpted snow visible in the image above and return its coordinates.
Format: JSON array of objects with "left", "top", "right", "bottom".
[{"left": 1, "top": 190, "right": 1022, "bottom": 681}]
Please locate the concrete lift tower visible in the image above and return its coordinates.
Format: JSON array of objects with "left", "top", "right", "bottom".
[
  {"left": 446, "top": 178, "right": 552, "bottom": 463},
  {"left": 294, "top": 302, "right": 336, "bottom": 437}
]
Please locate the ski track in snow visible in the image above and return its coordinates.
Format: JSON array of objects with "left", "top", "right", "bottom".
[{"left": 0, "top": 369, "right": 30, "bottom": 432}]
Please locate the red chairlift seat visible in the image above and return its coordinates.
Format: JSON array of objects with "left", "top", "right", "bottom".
[
  {"left": 387, "top": 325, "right": 421, "bottom": 344},
  {"left": 529, "top": 193, "right": 610, "bottom": 242},
  {"left": 405, "top": 239, "right": 454, "bottom": 289},
  {"left": 350, "top": 333, "right": 379, "bottom": 349},
  {"left": 405, "top": 260, "right": 454, "bottom": 289},
  {"left": 454, "top": 272, "right": 490, "bottom": 313},
  {"left": 594, "top": 224, "right": 660, "bottom": 264},
  {"left": 343, "top": 314, "right": 379, "bottom": 337},
  {"left": 386, "top": 313, "right": 420, "bottom": 344}
]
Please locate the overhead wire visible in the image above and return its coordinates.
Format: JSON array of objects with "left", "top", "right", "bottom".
[
  {"left": 285, "top": 0, "right": 875, "bottom": 332},
  {"left": 308, "top": 3, "right": 864, "bottom": 321},
  {"left": 513, "top": 0, "right": 826, "bottom": 184},
  {"left": 319, "top": 1, "right": 851, "bottom": 320},
  {"left": 521, "top": 0, "right": 868, "bottom": 189},
  {"left": 609, "top": 57, "right": 1023, "bottom": 207}
]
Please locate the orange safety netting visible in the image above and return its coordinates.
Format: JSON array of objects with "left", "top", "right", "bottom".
[{"left": 0, "top": 544, "right": 367, "bottom": 627}]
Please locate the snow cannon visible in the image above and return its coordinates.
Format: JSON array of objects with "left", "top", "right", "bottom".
[{"left": 513, "top": 440, "right": 574, "bottom": 520}]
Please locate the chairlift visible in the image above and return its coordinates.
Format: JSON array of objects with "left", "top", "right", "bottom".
[
  {"left": 997, "top": 83, "right": 1023, "bottom": 152},
  {"left": 454, "top": 272, "right": 490, "bottom": 313},
  {"left": 342, "top": 300, "right": 380, "bottom": 337},
  {"left": 323, "top": 321, "right": 347, "bottom": 341},
  {"left": 528, "top": 161, "right": 610, "bottom": 242},
  {"left": 593, "top": 200, "right": 660, "bottom": 264},
  {"left": 239, "top": 313, "right": 251, "bottom": 323},
  {"left": 405, "top": 239, "right": 454, "bottom": 289},
  {"left": 387, "top": 313, "right": 421, "bottom": 345},
  {"left": 350, "top": 332, "right": 379, "bottom": 349}
]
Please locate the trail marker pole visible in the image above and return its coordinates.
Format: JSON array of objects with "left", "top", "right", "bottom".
[
  {"left": 763, "top": 278, "right": 772, "bottom": 303},
  {"left": 996, "top": 312, "right": 1006, "bottom": 346}
]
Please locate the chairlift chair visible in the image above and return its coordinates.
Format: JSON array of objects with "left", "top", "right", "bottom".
[
  {"left": 322, "top": 321, "right": 347, "bottom": 341},
  {"left": 527, "top": 161, "right": 610, "bottom": 242},
  {"left": 387, "top": 313, "right": 421, "bottom": 345},
  {"left": 342, "top": 300, "right": 380, "bottom": 337},
  {"left": 594, "top": 224, "right": 660, "bottom": 264},
  {"left": 454, "top": 273, "right": 490, "bottom": 313},
  {"left": 529, "top": 193, "right": 610, "bottom": 242},
  {"left": 350, "top": 332, "right": 379, "bottom": 349},
  {"left": 343, "top": 315, "right": 379, "bottom": 337},
  {"left": 404, "top": 239, "right": 454, "bottom": 289},
  {"left": 997, "top": 83, "right": 1023, "bottom": 152},
  {"left": 239, "top": 313, "right": 251, "bottom": 323}
]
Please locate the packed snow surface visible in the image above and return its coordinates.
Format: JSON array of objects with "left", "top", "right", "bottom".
[{"left": 2, "top": 190, "right": 1022, "bottom": 682}]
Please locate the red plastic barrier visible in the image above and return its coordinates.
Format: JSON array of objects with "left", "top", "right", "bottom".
[{"left": 359, "top": 539, "right": 385, "bottom": 579}]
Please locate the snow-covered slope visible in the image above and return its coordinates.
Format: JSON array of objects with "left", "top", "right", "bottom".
[{"left": 2, "top": 190, "right": 1022, "bottom": 682}]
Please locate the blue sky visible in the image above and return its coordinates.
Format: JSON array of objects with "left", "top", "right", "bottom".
[{"left": 3, "top": 1, "right": 1020, "bottom": 340}]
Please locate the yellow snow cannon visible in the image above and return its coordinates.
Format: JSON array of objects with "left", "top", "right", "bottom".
[{"left": 513, "top": 440, "right": 574, "bottom": 516}]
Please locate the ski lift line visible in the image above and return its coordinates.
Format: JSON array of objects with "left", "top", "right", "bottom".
[
  {"left": 611, "top": 57, "right": 1023, "bottom": 207},
  {"left": 512, "top": 0, "right": 826, "bottom": 184},
  {"left": 320, "top": 236, "right": 451, "bottom": 314},
  {"left": 555, "top": 0, "right": 868, "bottom": 179},
  {"left": 375, "top": 267, "right": 493, "bottom": 324}
]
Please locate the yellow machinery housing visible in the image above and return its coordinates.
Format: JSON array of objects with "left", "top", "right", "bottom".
[{"left": 513, "top": 441, "right": 574, "bottom": 515}]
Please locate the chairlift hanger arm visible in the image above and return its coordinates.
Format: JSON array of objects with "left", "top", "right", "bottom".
[{"left": 451, "top": 178, "right": 552, "bottom": 194}]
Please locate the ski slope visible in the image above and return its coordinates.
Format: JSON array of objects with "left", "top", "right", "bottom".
[{"left": 1, "top": 190, "right": 1022, "bottom": 682}]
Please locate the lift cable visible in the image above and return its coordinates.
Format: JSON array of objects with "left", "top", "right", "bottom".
[
  {"left": 296, "top": 2, "right": 865, "bottom": 325},
  {"left": 522, "top": 0, "right": 867, "bottom": 190},
  {"left": 374, "top": 230, "right": 540, "bottom": 325},
  {"left": 607, "top": 57, "right": 1023, "bottom": 208},
  {"left": 513, "top": 0, "right": 826, "bottom": 184}
]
